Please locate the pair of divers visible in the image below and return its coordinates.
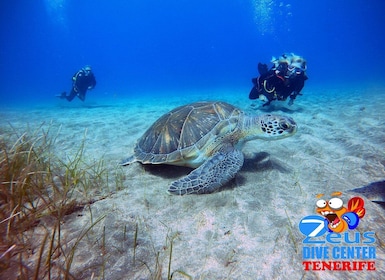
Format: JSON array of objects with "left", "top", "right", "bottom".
[{"left": 249, "top": 53, "right": 308, "bottom": 107}]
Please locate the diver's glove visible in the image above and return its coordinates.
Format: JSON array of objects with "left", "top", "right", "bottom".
[{"left": 289, "top": 91, "right": 301, "bottom": 105}]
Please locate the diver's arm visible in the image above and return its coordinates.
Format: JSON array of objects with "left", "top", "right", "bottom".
[
  {"left": 288, "top": 77, "right": 306, "bottom": 105},
  {"left": 87, "top": 74, "right": 96, "bottom": 90}
]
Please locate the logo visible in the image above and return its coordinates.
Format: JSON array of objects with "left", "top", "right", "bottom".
[
  {"left": 301, "top": 192, "right": 366, "bottom": 235},
  {"left": 298, "top": 192, "right": 376, "bottom": 271}
]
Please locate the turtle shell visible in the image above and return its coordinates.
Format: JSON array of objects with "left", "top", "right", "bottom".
[{"left": 134, "top": 101, "right": 242, "bottom": 165}]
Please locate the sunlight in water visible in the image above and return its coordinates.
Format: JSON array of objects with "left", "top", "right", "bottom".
[
  {"left": 252, "top": 0, "right": 274, "bottom": 35},
  {"left": 44, "top": 0, "right": 68, "bottom": 29},
  {"left": 252, "top": 0, "right": 292, "bottom": 35}
]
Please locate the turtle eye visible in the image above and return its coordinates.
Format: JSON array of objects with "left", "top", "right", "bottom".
[{"left": 280, "top": 122, "right": 289, "bottom": 130}]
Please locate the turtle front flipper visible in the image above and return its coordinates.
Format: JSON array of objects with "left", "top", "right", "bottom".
[{"left": 168, "top": 148, "right": 244, "bottom": 195}]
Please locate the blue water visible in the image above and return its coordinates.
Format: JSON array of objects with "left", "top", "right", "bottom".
[{"left": 1, "top": 0, "right": 384, "bottom": 106}]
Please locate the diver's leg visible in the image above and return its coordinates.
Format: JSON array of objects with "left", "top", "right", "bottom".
[
  {"left": 77, "top": 91, "right": 86, "bottom": 101},
  {"left": 65, "top": 88, "right": 77, "bottom": 102},
  {"left": 56, "top": 92, "right": 67, "bottom": 99},
  {"left": 258, "top": 63, "right": 268, "bottom": 75},
  {"left": 249, "top": 86, "right": 260, "bottom": 99},
  {"left": 249, "top": 77, "right": 263, "bottom": 99}
]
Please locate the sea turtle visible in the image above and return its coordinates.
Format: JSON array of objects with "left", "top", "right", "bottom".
[{"left": 121, "top": 101, "right": 297, "bottom": 195}]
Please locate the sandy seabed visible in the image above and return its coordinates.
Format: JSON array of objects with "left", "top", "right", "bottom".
[{"left": 1, "top": 84, "right": 384, "bottom": 279}]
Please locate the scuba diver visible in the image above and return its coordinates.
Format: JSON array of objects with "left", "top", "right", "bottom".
[
  {"left": 58, "top": 65, "right": 96, "bottom": 102},
  {"left": 249, "top": 53, "right": 308, "bottom": 107}
]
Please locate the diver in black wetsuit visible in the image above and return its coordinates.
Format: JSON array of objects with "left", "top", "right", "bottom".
[
  {"left": 58, "top": 65, "right": 96, "bottom": 102},
  {"left": 249, "top": 53, "right": 308, "bottom": 106}
]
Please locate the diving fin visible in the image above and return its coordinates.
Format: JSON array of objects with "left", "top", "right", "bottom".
[
  {"left": 56, "top": 92, "right": 67, "bottom": 99},
  {"left": 258, "top": 63, "right": 268, "bottom": 75}
]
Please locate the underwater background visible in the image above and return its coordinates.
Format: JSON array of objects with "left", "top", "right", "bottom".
[{"left": 1, "top": 0, "right": 385, "bottom": 106}]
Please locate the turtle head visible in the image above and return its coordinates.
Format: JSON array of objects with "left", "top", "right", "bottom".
[{"left": 246, "top": 114, "right": 297, "bottom": 140}]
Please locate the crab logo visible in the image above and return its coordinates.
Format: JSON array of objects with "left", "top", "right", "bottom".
[{"left": 315, "top": 192, "right": 366, "bottom": 233}]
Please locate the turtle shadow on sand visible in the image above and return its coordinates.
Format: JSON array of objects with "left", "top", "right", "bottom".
[
  {"left": 250, "top": 103, "right": 304, "bottom": 114},
  {"left": 143, "top": 164, "right": 243, "bottom": 193},
  {"left": 242, "top": 151, "right": 292, "bottom": 173},
  {"left": 141, "top": 151, "right": 290, "bottom": 193},
  {"left": 143, "top": 164, "right": 193, "bottom": 180},
  {"left": 81, "top": 104, "right": 115, "bottom": 109},
  {"left": 57, "top": 104, "right": 115, "bottom": 110}
]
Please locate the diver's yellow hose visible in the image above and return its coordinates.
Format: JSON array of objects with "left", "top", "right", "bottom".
[{"left": 263, "top": 80, "right": 275, "bottom": 93}]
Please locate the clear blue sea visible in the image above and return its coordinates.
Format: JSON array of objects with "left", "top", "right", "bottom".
[{"left": 1, "top": 0, "right": 384, "bottom": 107}]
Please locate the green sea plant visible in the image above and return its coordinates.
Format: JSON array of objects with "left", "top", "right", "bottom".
[
  {"left": 166, "top": 231, "right": 192, "bottom": 280},
  {"left": 133, "top": 222, "right": 138, "bottom": 266},
  {"left": 158, "top": 231, "right": 191, "bottom": 280},
  {"left": 285, "top": 209, "right": 298, "bottom": 254},
  {"left": 1, "top": 123, "right": 196, "bottom": 279},
  {"left": 292, "top": 170, "right": 304, "bottom": 195},
  {"left": 0, "top": 124, "right": 110, "bottom": 279},
  {"left": 136, "top": 224, "right": 191, "bottom": 280},
  {"left": 113, "top": 166, "right": 125, "bottom": 192}
]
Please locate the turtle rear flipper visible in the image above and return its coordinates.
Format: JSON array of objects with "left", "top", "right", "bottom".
[
  {"left": 168, "top": 148, "right": 244, "bottom": 195},
  {"left": 120, "top": 155, "right": 136, "bottom": 166}
]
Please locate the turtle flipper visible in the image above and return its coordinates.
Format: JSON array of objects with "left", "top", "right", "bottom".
[
  {"left": 168, "top": 148, "right": 244, "bottom": 195},
  {"left": 120, "top": 155, "right": 136, "bottom": 166}
]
